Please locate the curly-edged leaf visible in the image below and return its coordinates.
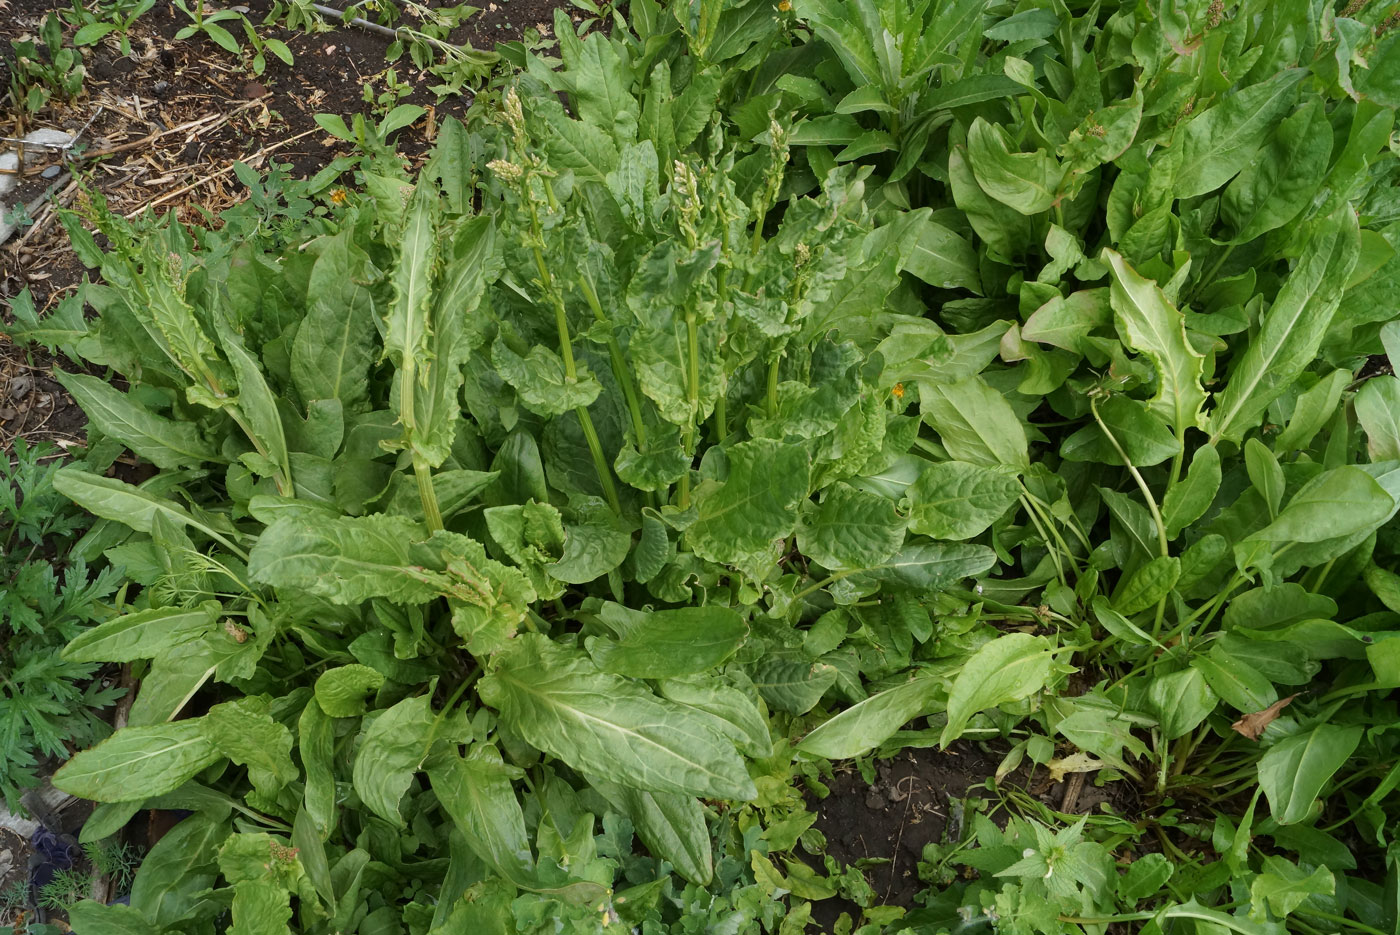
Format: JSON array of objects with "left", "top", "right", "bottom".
[
  {"left": 941, "top": 634, "right": 1057, "bottom": 746},
  {"left": 1221, "top": 98, "right": 1332, "bottom": 244},
  {"left": 918, "top": 375, "right": 1029, "bottom": 470},
  {"left": 1175, "top": 68, "right": 1306, "bottom": 198},
  {"left": 1208, "top": 208, "right": 1360, "bottom": 443},
  {"left": 480, "top": 634, "right": 755, "bottom": 800},
  {"left": 491, "top": 337, "right": 603, "bottom": 416},
  {"left": 798, "top": 672, "right": 942, "bottom": 759},
  {"left": 966, "top": 117, "right": 1064, "bottom": 215},
  {"left": 588, "top": 606, "right": 748, "bottom": 678},
  {"left": 1258, "top": 725, "right": 1362, "bottom": 825},
  {"left": 291, "top": 229, "right": 377, "bottom": 411},
  {"left": 63, "top": 602, "right": 220, "bottom": 663},
  {"left": 798, "top": 482, "right": 907, "bottom": 570},
  {"left": 904, "top": 461, "right": 1020, "bottom": 540},
  {"left": 547, "top": 519, "right": 632, "bottom": 584},
  {"left": 427, "top": 744, "right": 535, "bottom": 886},
  {"left": 249, "top": 514, "right": 446, "bottom": 605},
  {"left": 589, "top": 775, "right": 712, "bottom": 885},
  {"left": 352, "top": 695, "right": 439, "bottom": 827},
  {"left": 1103, "top": 249, "right": 1207, "bottom": 434},
  {"left": 206, "top": 699, "right": 298, "bottom": 800},
  {"left": 54, "top": 720, "right": 221, "bottom": 802},
  {"left": 54, "top": 371, "right": 220, "bottom": 469},
  {"left": 315, "top": 665, "right": 385, "bottom": 717},
  {"left": 688, "top": 438, "right": 810, "bottom": 577}
]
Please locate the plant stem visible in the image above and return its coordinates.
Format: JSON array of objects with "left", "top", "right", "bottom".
[
  {"left": 679, "top": 304, "right": 701, "bottom": 510},
  {"left": 765, "top": 351, "right": 781, "bottom": 417},
  {"left": 413, "top": 453, "right": 444, "bottom": 533},
  {"left": 1091, "top": 397, "right": 1168, "bottom": 559},
  {"left": 529, "top": 230, "right": 620, "bottom": 514},
  {"left": 578, "top": 273, "right": 647, "bottom": 448}
]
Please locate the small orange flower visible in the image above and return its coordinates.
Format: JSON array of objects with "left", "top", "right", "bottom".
[
  {"left": 329, "top": 188, "right": 348, "bottom": 205},
  {"left": 778, "top": 0, "right": 791, "bottom": 10},
  {"left": 891, "top": 382, "right": 905, "bottom": 399}
]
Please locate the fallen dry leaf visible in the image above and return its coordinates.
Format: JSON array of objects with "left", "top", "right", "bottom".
[
  {"left": 1231, "top": 694, "right": 1299, "bottom": 741},
  {"left": 1047, "top": 751, "right": 1105, "bottom": 783}
]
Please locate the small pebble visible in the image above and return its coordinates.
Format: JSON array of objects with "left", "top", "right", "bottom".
[{"left": 41, "top": 165, "right": 61, "bottom": 180}]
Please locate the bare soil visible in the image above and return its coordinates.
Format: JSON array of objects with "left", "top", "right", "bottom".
[{"left": 810, "top": 743, "right": 1139, "bottom": 929}]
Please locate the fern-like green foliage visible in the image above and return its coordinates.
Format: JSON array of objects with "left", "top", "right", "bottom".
[{"left": 0, "top": 439, "right": 124, "bottom": 811}]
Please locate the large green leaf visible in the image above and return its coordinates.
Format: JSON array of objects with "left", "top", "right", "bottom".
[
  {"left": 63, "top": 602, "right": 220, "bottom": 663},
  {"left": 904, "top": 461, "right": 1020, "bottom": 540},
  {"left": 797, "top": 482, "right": 907, "bottom": 570},
  {"left": 687, "top": 438, "right": 810, "bottom": 577},
  {"left": 290, "top": 229, "right": 377, "bottom": 411},
  {"left": 1221, "top": 97, "right": 1332, "bottom": 244},
  {"left": 589, "top": 776, "right": 713, "bottom": 886},
  {"left": 1175, "top": 68, "right": 1306, "bottom": 198},
  {"left": 54, "top": 720, "right": 221, "bottom": 802},
  {"left": 55, "top": 371, "right": 220, "bottom": 469},
  {"left": 427, "top": 745, "right": 536, "bottom": 886},
  {"left": 351, "top": 695, "right": 441, "bottom": 827},
  {"left": 1103, "top": 249, "right": 1206, "bottom": 433},
  {"left": 588, "top": 606, "right": 748, "bottom": 678},
  {"left": 480, "top": 635, "right": 755, "bottom": 800},
  {"left": 1208, "top": 209, "right": 1361, "bottom": 443},
  {"left": 798, "top": 672, "right": 942, "bottom": 759},
  {"left": 918, "top": 375, "right": 1029, "bottom": 470},
  {"left": 1258, "top": 726, "right": 1362, "bottom": 824},
  {"left": 941, "top": 633, "right": 1057, "bottom": 745}
]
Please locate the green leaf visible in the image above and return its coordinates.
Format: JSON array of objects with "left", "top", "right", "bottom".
[
  {"left": 588, "top": 606, "right": 748, "bottom": 678},
  {"left": 206, "top": 699, "right": 298, "bottom": 800},
  {"left": 918, "top": 375, "right": 1029, "bottom": 470},
  {"left": 966, "top": 118, "right": 1063, "bottom": 215},
  {"left": 1145, "top": 666, "right": 1217, "bottom": 740},
  {"left": 315, "top": 665, "right": 385, "bottom": 717},
  {"left": 290, "top": 229, "right": 377, "bottom": 411},
  {"left": 1061, "top": 395, "right": 1179, "bottom": 468},
  {"left": 657, "top": 675, "right": 772, "bottom": 758},
  {"left": 1258, "top": 725, "right": 1362, "bottom": 824},
  {"left": 903, "top": 214, "right": 982, "bottom": 293},
  {"left": 798, "top": 672, "right": 942, "bottom": 759},
  {"left": 688, "top": 439, "right": 810, "bottom": 578},
  {"left": 904, "top": 461, "right": 1020, "bottom": 540},
  {"left": 298, "top": 701, "right": 336, "bottom": 839},
  {"left": 66, "top": 901, "right": 160, "bottom": 934},
  {"left": 1175, "top": 68, "right": 1306, "bottom": 198},
  {"left": 352, "top": 695, "right": 439, "bottom": 826},
  {"left": 1275, "top": 370, "right": 1350, "bottom": 452},
  {"left": 589, "top": 776, "right": 712, "bottom": 886},
  {"left": 1103, "top": 249, "right": 1207, "bottom": 433},
  {"left": 1163, "top": 444, "right": 1221, "bottom": 539},
  {"left": 1208, "top": 209, "right": 1361, "bottom": 443},
  {"left": 1221, "top": 98, "right": 1332, "bottom": 243},
  {"left": 54, "top": 371, "right": 220, "bottom": 469},
  {"left": 547, "top": 518, "right": 632, "bottom": 584},
  {"left": 1244, "top": 466, "right": 1393, "bottom": 544},
  {"left": 63, "top": 602, "right": 220, "bottom": 662},
  {"left": 941, "top": 634, "right": 1056, "bottom": 746},
  {"left": 1192, "top": 647, "right": 1277, "bottom": 714},
  {"left": 1357, "top": 376, "right": 1400, "bottom": 462},
  {"left": 480, "top": 634, "right": 756, "bottom": 800},
  {"left": 427, "top": 745, "right": 536, "bottom": 886},
  {"left": 216, "top": 317, "right": 292, "bottom": 492},
  {"left": 1113, "top": 556, "right": 1180, "bottom": 615},
  {"left": 129, "top": 812, "right": 227, "bottom": 925},
  {"left": 1244, "top": 438, "right": 1285, "bottom": 517},
  {"left": 798, "top": 483, "right": 906, "bottom": 570},
  {"left": 750, "top": 655, "right": 839, "bottom": 716},
  {"left": 54, "top": 720, "right": 221, "bottom": 802},
  {"left": 492, "top": 337, "right": 603, "bottom": 416},
  {"left": 249, "top": 514, "right": 447, "bottom": 605}
]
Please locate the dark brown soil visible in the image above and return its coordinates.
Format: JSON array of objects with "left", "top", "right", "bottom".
[{"left": 810, "top": 744, "right": 1136, "bottom": 930}]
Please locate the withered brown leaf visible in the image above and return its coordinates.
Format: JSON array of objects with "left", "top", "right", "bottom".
[{"left": 1231, "top": 693, "right": 1299, "bottom": 741}]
